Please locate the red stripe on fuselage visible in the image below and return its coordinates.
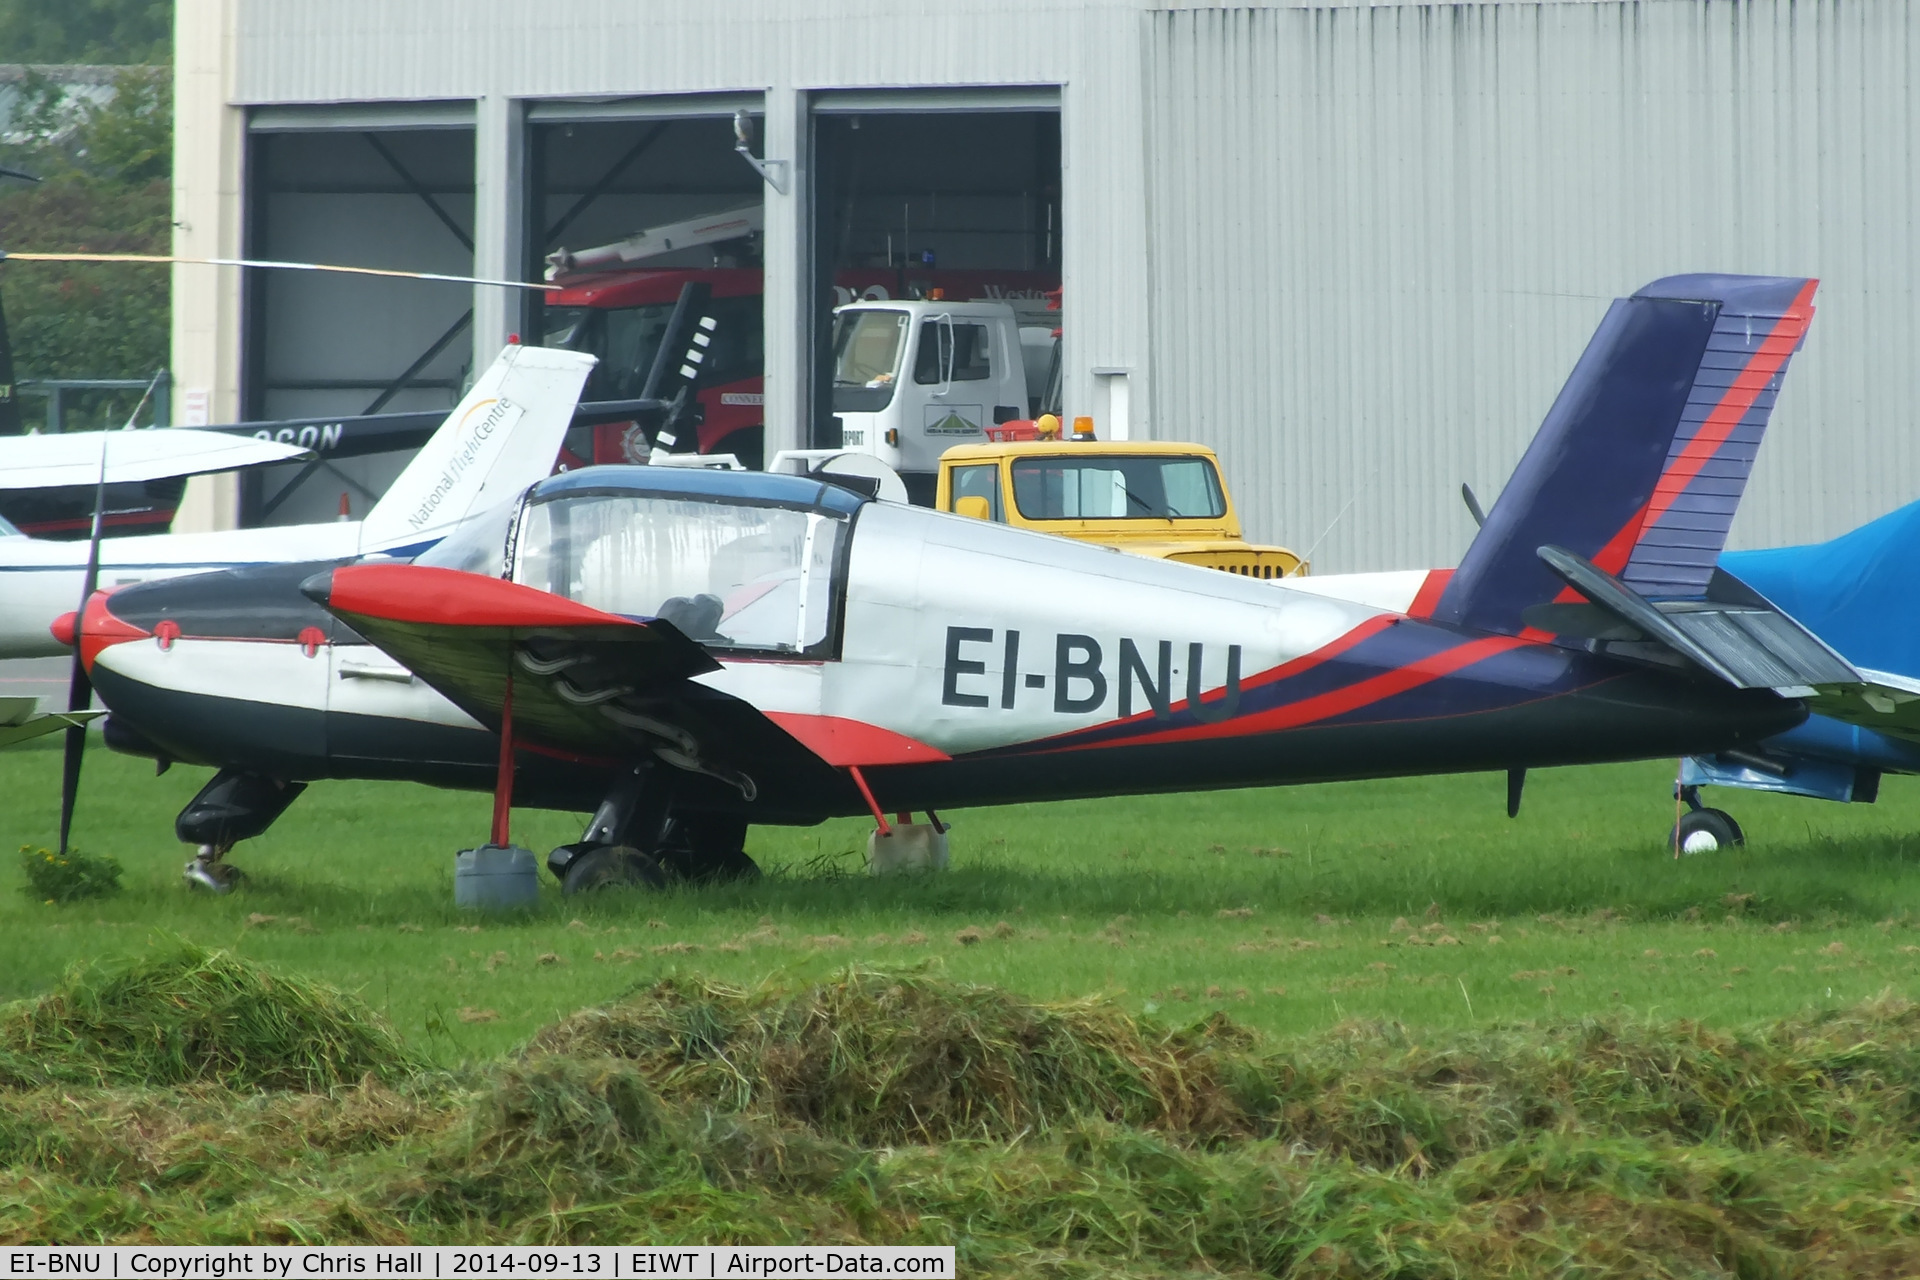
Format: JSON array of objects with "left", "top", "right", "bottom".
[
  {"left": 1123, "top": 632, "right": 1532, "bottom": 749},
  {"left": 1407, "top": 569, "right": 1453, "bottom": 619}
]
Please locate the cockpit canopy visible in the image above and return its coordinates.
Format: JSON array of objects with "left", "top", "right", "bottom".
[{"left": 415, "top": 467, "right": 866, "bottom": 658}]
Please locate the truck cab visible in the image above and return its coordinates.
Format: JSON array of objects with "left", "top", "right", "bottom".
[
  {"left": 934, "top": 437, "right": 1307, "bottom": 578},
  {"left": 831, "top": 299, "right": 1047, "bottom": 499}
]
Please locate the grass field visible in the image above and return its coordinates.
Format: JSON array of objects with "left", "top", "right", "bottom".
[
  {"left": 8, "top": 741, "right": 1920, "bottom": 1268},
  {"left": 5, "top": 738, "right": 1920, "bottom": 1060}
]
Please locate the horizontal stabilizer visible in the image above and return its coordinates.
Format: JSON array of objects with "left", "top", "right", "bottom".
[{"left": 1535, "top": 546, "right": 1858, "bottom": 690}]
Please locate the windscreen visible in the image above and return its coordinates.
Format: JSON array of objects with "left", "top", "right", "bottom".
[
  {"left": 409, "top": 497, "right": 520, "bottom": 575},
  {"left": 831, "top": 309, "right": 908, "bottom": 412},
  {"left": 540, "top": 306, "right": 592, "bottom": 351},
  {"left": 1010, "top": 455, "right": 1227, "bottom": 521},
  {"left": 513, "top": 492, "right": 846, "bottom": 655}
]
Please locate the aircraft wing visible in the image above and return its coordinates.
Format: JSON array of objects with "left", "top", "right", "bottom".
[
  {"left": 0, "top": 429, "right": 314, "bottom": 490},
  {"left": 1803, "top": 669, "right": 1920, "bottom": 745},
  {"left": 0, "top": 697, "right": 101, "bottom": 749},
  {"left": 299, "top": 563, "right": 878, "bottom": 799}
]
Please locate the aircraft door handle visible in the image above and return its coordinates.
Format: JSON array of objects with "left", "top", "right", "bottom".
[{"left": 338, "top": 660, "right": 413, "bottom": 684}]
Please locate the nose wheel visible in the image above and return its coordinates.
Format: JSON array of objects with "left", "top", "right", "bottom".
[{"left": 184, "top": 843, "right": 244, "bottom": 892}]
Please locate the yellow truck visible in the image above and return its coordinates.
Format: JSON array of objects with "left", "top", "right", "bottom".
[{"left": 934, "top": 431, "right": 1306, "bottom": 579}]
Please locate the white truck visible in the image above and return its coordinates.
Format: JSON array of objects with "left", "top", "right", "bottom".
[{"left": 829, "top": 298, "right": 1061, "bottom": 499}]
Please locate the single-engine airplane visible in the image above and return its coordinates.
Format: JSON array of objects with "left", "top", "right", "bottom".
[
  {"left": 0, "top": 342, "right": 595, "bottom": 659},
  {"left": 71, "top": 273, "right": 1876, "bottom": 892}
]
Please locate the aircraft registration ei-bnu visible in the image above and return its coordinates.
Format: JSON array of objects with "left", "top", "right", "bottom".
[{"left": 66, "top": 272, "right": 1898, "bottom": 894}]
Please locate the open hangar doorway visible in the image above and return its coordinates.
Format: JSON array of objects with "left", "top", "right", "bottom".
[
  {"left": 241, "top": 111, "right": 476, "bottom": 527},
  {"left": 809, "top": 94, "right": 1061, "bottom": 501},
  {"left": 527, "top": 102, "right": 768, "bottom": 469}
]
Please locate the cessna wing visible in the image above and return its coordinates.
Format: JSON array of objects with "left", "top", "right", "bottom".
[{"left": 0, "top": 429, "right": 314, "bottom": 489}]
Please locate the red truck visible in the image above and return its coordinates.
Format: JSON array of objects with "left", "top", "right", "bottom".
[{"left": 540, "top": 205, "right": 1056, "bottom": 470}]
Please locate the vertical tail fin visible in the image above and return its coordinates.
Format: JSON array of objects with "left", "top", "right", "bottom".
[
  {"left": 1433, "top": 274, "right": 1817, "bottom": 636},
  {"left": 358, "top": 343, "right": 595, "bottom": 554}
]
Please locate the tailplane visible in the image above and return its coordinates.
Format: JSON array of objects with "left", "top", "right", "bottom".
[
  {"left": 358, "top": 343, "right": 596, "bottom": 554},
  {"left": 1433, "top": 274, "right": 1817, "bottom": 636}
]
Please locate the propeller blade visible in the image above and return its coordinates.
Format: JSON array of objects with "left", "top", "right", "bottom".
[
  {"left": 0, "top": 251, "right": 557, "bottom": 291},
  {"left": 56, "top": 668, "right": 89, "bottom": 856},
  {"left": 53, "top": 372, "right": 158, "bottom": 855},
  {"left": 57, "top": 437, "right": 110, "bottom": 855},
  {"left": 1461, "top": 482, "right": 1487, "bottom": 529}
]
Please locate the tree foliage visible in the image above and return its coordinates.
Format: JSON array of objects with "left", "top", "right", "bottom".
[
  {"left": 0, "top": 0, "right": 171, "bottom": 65},
  {"left": 1, "top": 63, "right": 171, "bottom": 395}
]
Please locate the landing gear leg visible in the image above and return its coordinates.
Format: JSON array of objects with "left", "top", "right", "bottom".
[
  {"left": 549, "top": 763, "right": 677, "bottom": 895},
  {"left": 174, "top": 769, "right": 306, "bottom": 892},
  {"left": 184, "top": 842, "right": 243, "bottom": 893}
]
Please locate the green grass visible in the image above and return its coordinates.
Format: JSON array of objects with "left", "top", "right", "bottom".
[
  {"left": 4, "top": 739, "right": 1920, "bottom": 1063},
  {"left": 7, "top": 747, "right": 1920, "bottom": 1267},
  {"left": 4, "top": 947, "right": 1920, "bottom": 1272}
]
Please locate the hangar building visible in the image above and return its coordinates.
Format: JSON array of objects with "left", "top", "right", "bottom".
[{"left": 174, "top": 0, "right": 1920, "bottom": 574}]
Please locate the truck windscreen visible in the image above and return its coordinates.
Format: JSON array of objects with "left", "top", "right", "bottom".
[
  {"left": 831, "top": 309, "right": 908, "bottom": 411},
  {"left": 1010, "top": 455, "right": 1227, "bottom": 521},
  {"left": 542, "top": 303, "right": 676, "bottom": 400}
]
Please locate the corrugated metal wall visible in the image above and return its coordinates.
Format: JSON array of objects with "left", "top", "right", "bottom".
[{"left": 1146, "top": 0, "right": 1920, "bottom": 572}]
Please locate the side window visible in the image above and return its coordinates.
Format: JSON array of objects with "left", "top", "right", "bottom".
[
  {"left": 913, "top": 320, "right": 993, "bottom": 384},
  {"left": 950, "top": 464, "right": 1004, "bottom": 521}
]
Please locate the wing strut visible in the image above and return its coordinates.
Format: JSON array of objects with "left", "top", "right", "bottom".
[
  {"left": 846, "top": 766, "right": 893, "bottom": 836},
  {"left": 491, "top": 667, "right": 516, "bottom": 847}
]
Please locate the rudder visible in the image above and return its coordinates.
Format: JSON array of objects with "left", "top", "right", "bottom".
[{"left": 1432, "top": 274, "right": 1816, "bottom": 636}]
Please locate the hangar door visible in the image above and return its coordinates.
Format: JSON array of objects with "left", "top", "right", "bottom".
[
  {"left": 810, "top": 92, "right": 1061, "bottom": 496},
  {"left": 242, "top": 105, "right": 477, "bottom": 527},
  {"left": 527, "top": 98, "right": 767, "bottom": 469}
]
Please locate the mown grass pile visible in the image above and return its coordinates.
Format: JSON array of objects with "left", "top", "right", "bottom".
[
  {"left": 4, "top": 945, "right": 1920, "bottom": 1276},
  {"left": 0, "top": 941, "right": 420, "bottom": 1090}
]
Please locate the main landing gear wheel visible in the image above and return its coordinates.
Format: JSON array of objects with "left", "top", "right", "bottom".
[
  {"left": 184, "top": 843, "right": 244, "bottom": 892},
  {"left": 1673, "top": 807, "right": 1745, "bottom": 855},
  {"left": 655, "top": 814, "right": 761, "bottom": 885},
  {"left": 560, "top": 844, "right": 666, "bottom": 896}
]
